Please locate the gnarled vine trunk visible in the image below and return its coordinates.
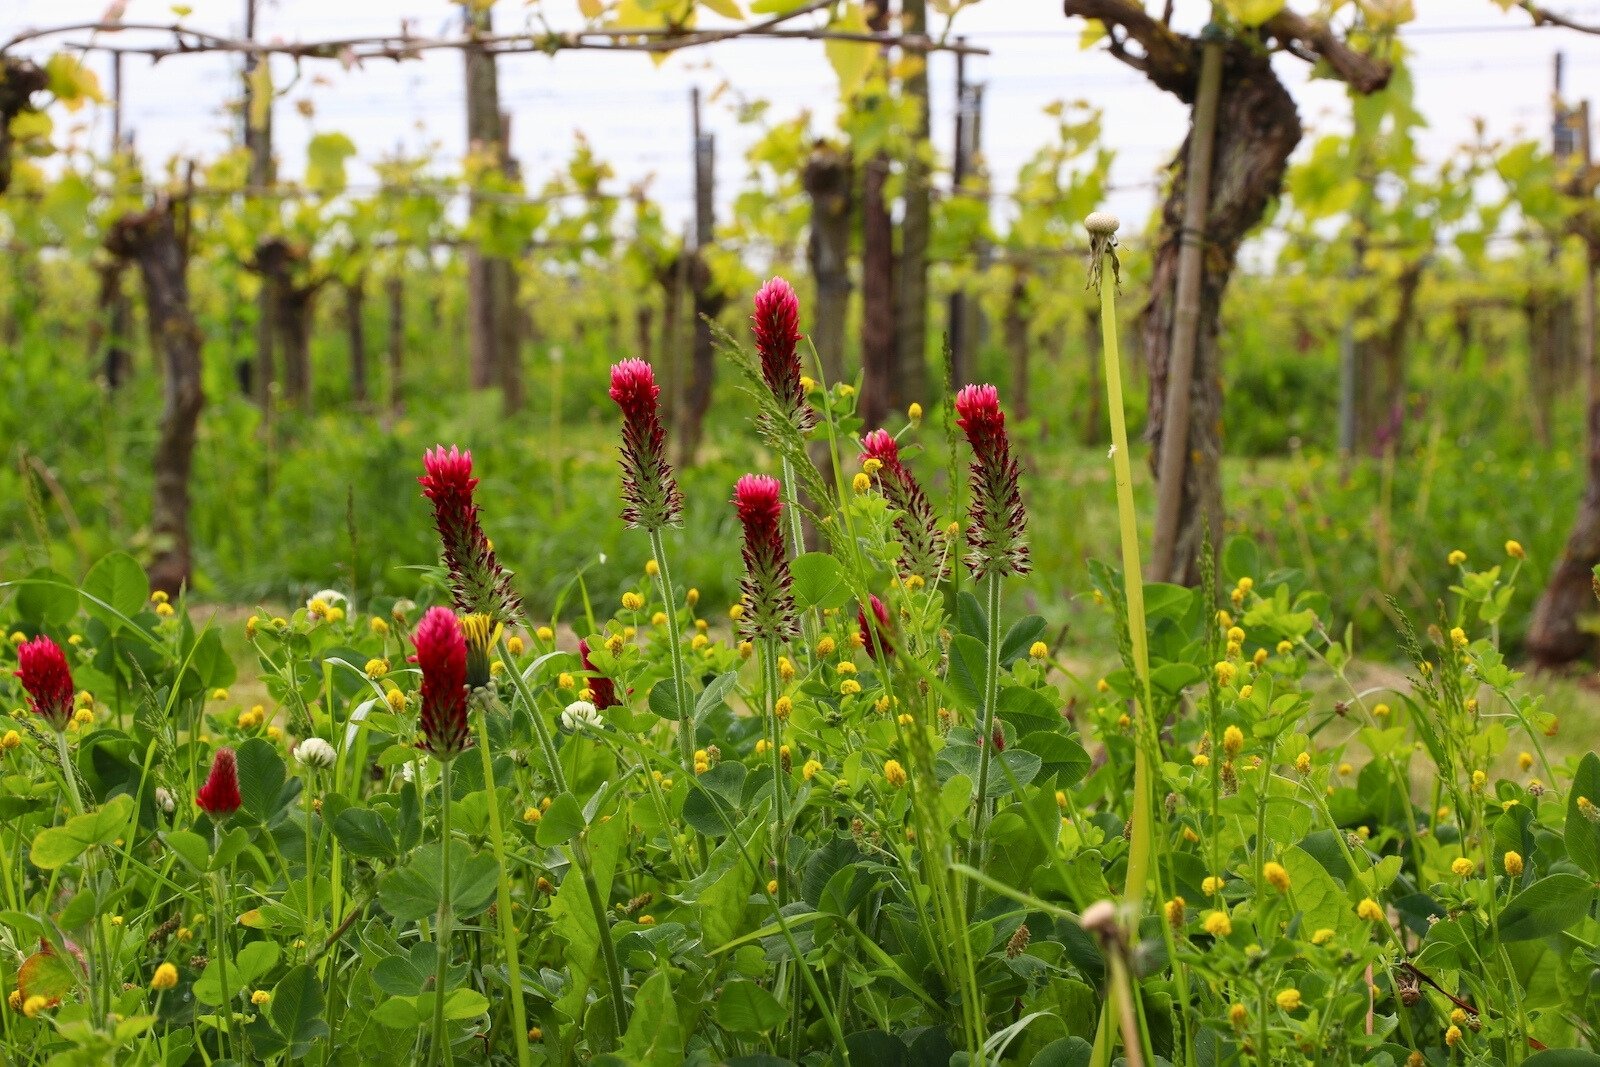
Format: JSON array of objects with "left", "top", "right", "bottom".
[
  {"left": 1142, "top": 51, "right": 1300, "bottom": 583},
  {"left": 1064, "top": 0, "right": 1389, "bottom": 584},
  {"left": 106, "top": 200, "right": 204, "bottom": 596}
]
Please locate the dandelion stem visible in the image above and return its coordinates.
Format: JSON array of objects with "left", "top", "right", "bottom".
[{"left": 1093, "top": 231, "right": 1158, "bottom": 918}]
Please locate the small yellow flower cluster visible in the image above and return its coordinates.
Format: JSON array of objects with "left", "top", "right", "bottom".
[
  {"left": 365, "top": 658, "right": 389, "bottom": 678},
  {"left": 536, "top": 626, "right": 555, "bottom": 643},
  {"left": 237, "top": 705, "right": 268, "bottom": 730},
  {"left": 1447, "top": 549, "right": 1467, "bottom": 566},
  {"left": 621, "top": 592, "right": 645, "bottom": 612},
  {"left": 1263, "top": 861, "right": 1290, "bottom": 893},
  {"left": 883, "top": 760, "right": 907, "bottom": 788},
  {"left": 816, "top": 636, "right": 836, "bottom": 657},
  {"left": 150, "top": 962, "right": 179, "bottom": 991},
  {"left": 1202, "top": 910, "right": 1231, "bottom": 937},
  {"left": 385, "top": 689, "right": 407, "bottom": 713},
  {"left": 1229, "top": 576, "right": 1253, "bottom": 607},
  {"left": 645, "top": 559, "right": 660, "bottom": 577}
]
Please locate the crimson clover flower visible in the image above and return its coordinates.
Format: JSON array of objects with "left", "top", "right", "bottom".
[
  {"left": 609, "top": 360, "right": 684, "bottom": 532},
  {"left": 752, "top": 277, "right": 815, "bottom": 432},
  {"left": 196, "top": 747, "right": 242, "bottom": 818},
  {"left": 15, "top": 636, "right": 74, "bottom": 732},
  {"left": 414, "top": 606, "right": 472, "bottom": 762},
  {"left": 420, "top": 446, "right": 522, "bottom": 625},
  {"left": 578, "top": 639, "right": 622, "bottom": 710},
  {"left": 733, "top": 474, "right": 798, "bottom": 642},
  {"left": 860, "top": 428, "right": 948, "bottom": 581},
  {"left": 858, "top": 594, "right": 894, "bottom": 660},
  {"left": 954, "top": 384, "right": 1030, "bottom": 581}
]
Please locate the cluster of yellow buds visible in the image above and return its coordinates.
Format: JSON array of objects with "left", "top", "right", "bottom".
[
  {"left": 816, "top": 636, "right": 836, "bottom": 657},
  {"left": 693, "top": 749, "right": 711, "bottom": 775},
  {"left": 621, "top": 592, "right": 645, "bottom": 612},
  {"left": 365, "top": 658, "right": 389, "bottom": 678},
  {"left": 1229, "top": 576, "right": 1253, "bottom": 607},
  {"left": 237, "top": 705, "right": 268, "bottom": 730},
  {"left": 882, "top": 759, "right": 907, "bottom": 788}
]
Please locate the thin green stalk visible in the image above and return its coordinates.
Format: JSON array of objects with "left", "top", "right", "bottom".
[
  {"left": 761, "top": 642, "right": 789, "bottom": 903},
  {"left": 475, "top": 709, "right": 531, "bottom": 1067},
  {"left": 646, "top": 528, "right": 697, "bottom": 776},
  {"left": 54, "top": 731, "right": 85, "bottom": 816},
  {"left": 211, "top": 828, "right": 238, "bottom": 1061},
  {"left": 965, "top": 571, "right": 1003, "bottom": 914},
  {"left": 573, "top": 836, "right": 629, "bottom": 1042},
  {"left": 431, "top": 760, "right": 455, "bottom": 1067},
  {"left": 497, "top": 634, "right": 567, "bottom": 794},
  {"left": 779, "top": 455, "right": 820, "bottom": 656},
  {"left": 1094, "top": 233, "right": 1158, "bottom": 915}
]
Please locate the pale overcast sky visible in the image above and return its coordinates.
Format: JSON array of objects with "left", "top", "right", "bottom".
[{"left": 6, "top": 1, "right": 1600, "bottom": 235}]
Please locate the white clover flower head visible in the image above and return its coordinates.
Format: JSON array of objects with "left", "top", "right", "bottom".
[
  {"left": 154, "top": 787, "right": 176, "bottom": 814},
  {"left": 307, "top": 589, "right": 350, "bottom": 615},
  {"left": 400, "top": 762, "right": 415, "bottom": 783},
  {"left": 294, "top": 737, "right": 337, "bottom": 770},
  {"left": 561, "top": 700, "right": 603, "bottom": 733}
]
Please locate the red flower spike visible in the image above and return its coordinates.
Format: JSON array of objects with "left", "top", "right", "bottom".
[
  {"left": 609, "top": 360, "right": 684, "bottom": 531},
  {"left": 752, "top": 278, "right": 816, "bottom": 432},
  {"left": 860, "top": 429, "right": 948, "bottom": 581},
  {"left": 420, "top": 446, "right": 522, "bottom": 625},
  {"left": 858, "top": 595, "right": 894, "bottom": 660},
  {"left": 578, "top": 639, "right": 621, "bottom": 710},
  {"left": 15, "top": 636, "right": 74, "bottom": 732},
  {"left": 954, "top": 384, "right": 1030, "bottom": 581},
  {"left": 413, "top": 606, "right": 472, "bottom": 762},
  {"left": 196, "top": 747, "right": 242, "bottom": 818},
  {"left": 733, "top": 474, "right": 798, "bottom": 642}
]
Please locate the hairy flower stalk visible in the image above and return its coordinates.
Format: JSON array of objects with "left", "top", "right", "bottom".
[
  {"left": 608, "top": 358, "right": 698, "bottom": 779},
  {"left": 735, "top": 474, "right": 799, "bottom": 901},
  {"left": 420, "top": 446, "right": 522, "bottom": 625},
  {"left": 860, "top": 429, "right": 948, "bottom": 581},
  {"left": 954, "top": 384, "right": 1030, "bottom": 918}
]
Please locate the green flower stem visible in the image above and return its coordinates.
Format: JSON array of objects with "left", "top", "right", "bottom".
[
  {"left": 53, "top": 731, "right": 85, "bottom": 816},
  {"left": 496, "top": 634, "right": 567, "bottom": 795},
  {"left": 1096, "top": 242, "right": 1158, "bottom": 917},
  {"left": 646, "top": 527, "right": 697, "bottom": 777},
  {"left": 475, "top": 708, "right": 531, "bottom": 1067},
  {"left": 965, "top": 571, "right": 1004, "bottom": 914},
  {"left": 211, "top": 828, "right": 238, "bottom": 1062},
  {"left": 304, "top": 770, "right": 317, "bottom": 946},
  {"left": 431, "top": 759, "right": 455, "bottom": 1067},
  {"left": 572, "top": 835, "right": 629, "bottom": 1043},
  {"left": 779, "top": 455, "right": 820, "bottom": 658},
  {"left": 761, "top": 642, "right": 789, "bottom": 903}
]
